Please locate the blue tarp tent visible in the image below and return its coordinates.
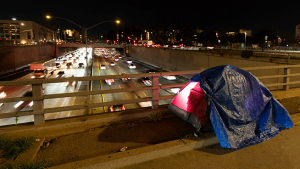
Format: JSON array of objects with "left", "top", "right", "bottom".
[{"left": 169, "top": 65, "right": 294, "bottom": 149}]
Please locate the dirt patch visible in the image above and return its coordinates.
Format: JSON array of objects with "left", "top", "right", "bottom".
[
  {"left": 35, "top": 116, "right": 195, "bottom": 166},
  {"left": 278, "top": 97, "right": 300, "bottom": 115}
]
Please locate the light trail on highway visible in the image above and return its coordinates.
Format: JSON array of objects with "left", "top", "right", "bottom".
[
  {"left": 0, "top": 48, "right": 93, "bottom": 126},
  {"left": 0, "top": 47, "right": 185, "bottom": 126}
]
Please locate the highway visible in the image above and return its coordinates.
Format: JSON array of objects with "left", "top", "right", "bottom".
[
  {"left": 0, "top": 48, "right": 92, "bottom": 126},
  {"left": 0, "top": 47, "right": 186, "bottom": 126},
  {"left": 92, "top": 51, "right": 185, "bottom": 112}
]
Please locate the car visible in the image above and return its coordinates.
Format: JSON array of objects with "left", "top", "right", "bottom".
[
  {"left": 56, "top": 63, "right": 61, "bottom": 69},
  {"left": 66, "top": 62, "right": 73, "bottom": 69},
  {"left": 162, "top": 75, "right": 176, "bottom": 80},
  {"left": 120, "top": 73, "right": 130, "bottom": 82},
  {"left": 0, "top": 91, "right": 6, "bottom": 107},
  {"left": 73, "top": 59, "right": 77, "bottom": 63},
  {"left": 62, "top": 59, "right": 67, "bottom": 64},
  {"left": 126, "top": 59, "right": 132, "bottom": 64},
  {"left": 200, "top": 46, "right": 214, "bottom": 51},
  {"left": 31, "top": 70, "right": 47, "bottom": 79},
  {"left": 14, "top": 90, "right": 33, "bottom": 109},
  {"left": 110, "top": 62, "right": 115, "bottom": 66},
  {"left": 100, "top": 65, "right": 106, "bottom": 69},
  {"left": 128, "top": 63, "right": 136, "bottom": 69},
  {"left": 66, "top": 78, "right": 77, "bottom": 88},
  {"left": 110, "top": 104, "right": 126, "bottom": 112},
  {"left": 105, "top": 79, "right": 114, "bottom": 85},
  {"left": 115, "top": 57, "right": 119, "bottom": 61},
  {"left": 139, "top": 77, "right": 152, "bottom": 85},
  {"left": 170, "top": 88, "right": 180, "bottom": 94},
  {"left": 146, "top": 69, "right": 159, "bottom": 73},
  {"left": 78, "top": 63, "right": 84, "bottom": 68},
  {"left": 56, "top": 71, "right": 66, "bottom": 78}
]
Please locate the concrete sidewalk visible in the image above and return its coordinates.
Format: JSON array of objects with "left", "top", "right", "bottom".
[{"left": 122, "top": 115, "right": 300, "bottom": 169}]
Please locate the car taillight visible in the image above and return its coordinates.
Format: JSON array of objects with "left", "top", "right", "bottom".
[
  {"left": 122, "top": 105, "right": 125, "bottom": 110},
  {"left": 110, "top": 106, "right": 114, "bottom": 112}
]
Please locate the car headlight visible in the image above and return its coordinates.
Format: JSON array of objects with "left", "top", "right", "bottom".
[
  {"left": 31, "top": 76, "right": 35, "bottom": 79},
  {"left": 56, "top": 75, "right": 59, "bottom": 77},
  {"left": 40, "top": 75, "right": 44, "bottom": 78},
  {"left": 72, "top": 81, "right": 76, "bottom": 86},
  {"left": 66, "top": 82, "right": 69, "bottom": 86}
]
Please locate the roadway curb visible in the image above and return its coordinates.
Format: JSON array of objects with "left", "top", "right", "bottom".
[
  {"left": 15, "top": 138, "right": 45, "bottom": 163},
  {"left": 49, "top": 132, "right": 219, "bottom": 169},
  {"left": 0, "top": 107, "right": 171, "bottom": 139}
]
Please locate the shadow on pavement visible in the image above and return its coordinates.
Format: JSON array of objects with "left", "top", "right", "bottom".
[{"left": 195, "top": 143, "right": 235, "bottom": 155}]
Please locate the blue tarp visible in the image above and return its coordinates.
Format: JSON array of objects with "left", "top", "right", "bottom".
[{"left": 189, "top": 65, "right": 294, "bottom": 149}]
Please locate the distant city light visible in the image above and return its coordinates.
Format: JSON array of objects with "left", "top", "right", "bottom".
[
  {"left": 21, "top": 23, "right": 24, "bottom": 26},
  {"left": 12, "top": 18, "right": 16, "bottom": 21}
]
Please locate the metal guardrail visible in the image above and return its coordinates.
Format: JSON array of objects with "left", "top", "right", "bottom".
[
  {"left": 0, "top": 70, "right": 198, "bottom": 125},
  {"left": 0, "top": 65, "right": 299, "bottom": 126}
]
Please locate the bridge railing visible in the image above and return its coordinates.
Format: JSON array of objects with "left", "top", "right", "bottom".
[{"left": 0, "top": 65, "right": 300, "bottom": 126}]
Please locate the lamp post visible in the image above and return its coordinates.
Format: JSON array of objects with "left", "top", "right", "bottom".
[
  {"left": 46, "top": 15, "right": 120, "bottom": 108},
  {"left": 244, "top": 32, "right": 247, "bottom": 49}
]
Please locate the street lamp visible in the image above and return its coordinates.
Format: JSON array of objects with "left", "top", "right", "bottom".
[
  {"left": 46, "top": 15, "right": 120, "bottom": 107},
  {"left": 244, "top": 32, "right": 247, "bottom": 49}
]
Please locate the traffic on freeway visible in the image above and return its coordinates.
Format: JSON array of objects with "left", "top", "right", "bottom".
[
  {"left": 0, "top": 48, "right": 93, "bottom": 126},
  {"left": 93, "top": 48, "right": 187, "bottom": 113},
  {"left": 0, "top": 47, "right": 186, "bottom": 126}
]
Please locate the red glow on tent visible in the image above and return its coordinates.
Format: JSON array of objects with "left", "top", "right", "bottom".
[{"left": 171, "top": 82, "right": 209, "bottom": 125}]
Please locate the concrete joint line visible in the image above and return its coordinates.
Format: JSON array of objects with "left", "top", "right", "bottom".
[{"left": 51, "top": 137, "right": 219, "bottom": 169}]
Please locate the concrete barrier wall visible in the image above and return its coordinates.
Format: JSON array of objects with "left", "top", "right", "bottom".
[
  {"left": 57, "top": 47, "right": 78, "bottom": 58},
  {"left": 0, "top": 47, "right": 15, "bottom": 75},
  {"left": 128, "top": 46, "right": 300, "bottom": 90},
  {"left": 0, "top": 45, "right": 55, "bottom": 75}
]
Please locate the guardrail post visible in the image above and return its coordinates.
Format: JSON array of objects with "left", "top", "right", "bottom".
[
  {"left": 283, "top": 68, "right": 290, "bottom": 91},
  {"left": 32, "top": 83, "right": 45, "bottom": 125},
  {"left": 152, "top": 76, "right": 159, "bottom": 109}
]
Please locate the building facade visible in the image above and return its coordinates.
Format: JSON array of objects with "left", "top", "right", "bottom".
[
  {"left": 239, "top": 29, "right": 252, "bottom": 37},
  {"left": 0, "top": 20, "right": 54, "bottom": 44},
  {"left": 295, "top": 25, "right": 300, "bottom": 42}
]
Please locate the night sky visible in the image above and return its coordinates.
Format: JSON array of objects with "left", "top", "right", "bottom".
[{"left": 1, "top": 0, "right": 300, "bottom": 38}]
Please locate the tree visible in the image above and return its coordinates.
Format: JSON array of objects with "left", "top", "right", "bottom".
[
  {"left": 253, "top": 28, "right": 278, "bottom": 51},
  {"left": 197, "top": 29, "right": 218, "bottom": 46}
]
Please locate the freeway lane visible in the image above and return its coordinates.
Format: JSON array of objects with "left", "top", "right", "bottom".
[
  {"left": 0, "top": 48, "right": 92, "bottom": 126},
  {"left": 0, "top": 47, "right": 183, "bottom": 126},
  {"left": 93, "top": 54, "right": 180, "bottom": 111},
  {"left": 95, "top": 57, "right": 140, "bottom": 112}
]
